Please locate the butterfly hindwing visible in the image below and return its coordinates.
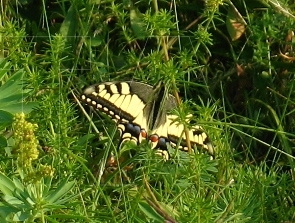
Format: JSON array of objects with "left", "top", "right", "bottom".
[{"left": 166, "top": 114, "right": 214, "bottom": 155}]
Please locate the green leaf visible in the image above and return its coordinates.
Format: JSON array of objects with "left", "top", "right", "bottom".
[
  {"left": 138, "top": 201, "right": 164, "bottom": 222},
  {"left": 77, "top": 134, "right": 96, "bottom": 146},
  {"left": 0, "top": 202, "right": 19, "bottom": 221},
  {"left": 0, "top": 136, "right": 7, "bottom": 147},
  {"left": 130, "top": 7, "right": 148, "bottom": 39},
  {"left": 42, "top": 177, "right": 53, "bottom": 195},
  {"left": 60, "top": 4, "right": 77, "bottom": 45},
  {"left": 0, "top": 110, "right": 13, "bottom": 122},
  {"left": 206, "top": 165, "right": 218, "bottom": 173},
  {"left": 13, "top": 210, "right": 31, "bottom": 222},
  {"left": 0, "top": 59, "right": 12, "bottom": 81},
  {"left": 0, "top": 110, "right": 13, "bottom": 129},
  {"left": 12, "top": 178, "right": 25, "bottom": 196},
  {"left": 0, "top": 174, "right": 29, "bottom": 206},
  {"left": 45, "top": 179, "right": 75, "bottom": 204},
  {"left": 0, "top": 70, "right": 25, "bottom": 100},
  {"left": 0, "top": 68, "right": 37, "bottom": 114},
  {"left": 0, "top": 173, "right": 17, "bottom": 196},
  {"left": 0, "top": 102, "right": 38, "bottom": 114},
  {"left": 87, "top": 37, "right": 103, "bottom": 47},
  {"left": 0, "top": 93, "right": 30, "bottom": 103},
  {"left": 3, "top": 196, "right": 25, "bottom": 207}
]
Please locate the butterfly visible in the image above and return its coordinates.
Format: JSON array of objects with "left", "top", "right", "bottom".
[{"left": 81, "top": 81, "right": 214, "bottom": 160}]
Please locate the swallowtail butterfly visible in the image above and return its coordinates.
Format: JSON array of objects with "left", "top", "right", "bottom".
[{"left": 81, "top": 81, "right": 214, "bottom": 159}]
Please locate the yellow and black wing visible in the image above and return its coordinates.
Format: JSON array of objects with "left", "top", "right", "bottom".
[{"left": 81, "top": 81, "right": 214, "bottom": 158}]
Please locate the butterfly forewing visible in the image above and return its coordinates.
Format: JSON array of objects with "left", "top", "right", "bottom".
[
  {"left": 81, "top": 82, "right": 157, "bottom": 147},
  {"left": 82, "top": 82, "right": 150, "bottom": 125}
]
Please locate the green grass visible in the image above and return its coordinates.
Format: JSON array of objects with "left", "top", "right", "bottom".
[{"left": 0, "top": 0, "right": 295, "bottom": 222}]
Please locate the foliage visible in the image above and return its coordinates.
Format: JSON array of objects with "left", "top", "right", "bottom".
[
  {"left": 0, "top": 59, "right": 38, "bottom": 151},
  {"left": 0, "top": 113, "right": 75, "bottom": 222},
  {"left": 0, "top": 173, "right": 75, "bottom": 222},
  {"left": 0, "top": 0, "right": 294, "bottom": 222}
]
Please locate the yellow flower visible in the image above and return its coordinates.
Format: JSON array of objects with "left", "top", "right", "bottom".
[{"left": 13, "top": 113, "right": 39, "bottom": 168}]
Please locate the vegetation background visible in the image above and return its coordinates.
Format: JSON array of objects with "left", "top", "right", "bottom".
[{"left": 0, "top": 0, "right": 294, "bottom": 222}]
